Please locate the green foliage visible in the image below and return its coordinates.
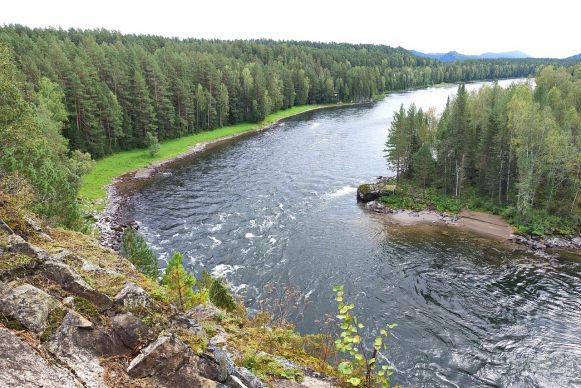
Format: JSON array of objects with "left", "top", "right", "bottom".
[
  {"left": 384, "top": 65, "right": 581, "bottom": 236},
  {"left": 161, "top": 252, "right": 196, "bottom": 312},
  {"left": 121, "top": 228, "right": 159, "bottom": 279},
  {"left": 0, "top": 25, "right": 549, "bottom": 162},
  {"left": 241, "top": 353, "right": 304, "bottom": 383},
  {"left": 145, "top": 132, "right": 160, "bottom": 157},
  {"left": 209, "top": 277, "right": 237, "bottom": 312},
  {"left": 0, "top": 43, "right": 93, "bottom": 228},
  {"left": 332, "top": 285, "right": 396, "bottom": 387}
]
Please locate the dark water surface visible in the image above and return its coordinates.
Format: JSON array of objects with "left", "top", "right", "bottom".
[{"left": 133, "top": 79, "right": 581, "bottom": 387}]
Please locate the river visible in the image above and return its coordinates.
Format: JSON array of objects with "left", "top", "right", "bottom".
[{"left": 131, "top": 79, "right": 581, "bottom": 387}]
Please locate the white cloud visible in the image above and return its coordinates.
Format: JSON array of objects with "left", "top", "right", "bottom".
[{"left": 1, "top": 0, "right": 578, "bottom": 58}]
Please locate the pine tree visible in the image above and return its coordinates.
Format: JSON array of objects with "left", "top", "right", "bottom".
[
  {"left": 161, "top": 252, "right": 196, "bottom": 312},
  {"left": 121, "top": 228, "right": 159, "bottom": 279}
]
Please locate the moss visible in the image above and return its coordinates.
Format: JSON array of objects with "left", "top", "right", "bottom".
[
  {"left": 201, "top": 321, "right": 218, "bottom": 338},
  {"left": 240, "top": 353, "right": 304, "bottom": 383},
  {"left": 173, "top": 327, "right": 208, "bottom": 354},
  {"left": 0, "top": 314, "right": 25, "bottom": 331},
  {"left": 0, "top": 253, "right": 34, "bottom": 272},
  {"left": 72, "top": 296, "right": 104, "bottom": 325},
  {"left": 39, "top": 307, "right": 66, "bottom": 342},
  {"left": 358, "top": 184, "right": 372, "bottom": 194}
]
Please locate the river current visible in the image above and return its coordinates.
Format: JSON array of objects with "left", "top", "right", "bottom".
[{"left": 132, "top": 79, "right": 581, "bottom": 387}]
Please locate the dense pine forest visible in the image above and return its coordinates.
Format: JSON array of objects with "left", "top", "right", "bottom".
[
  {"left": 0, "top": 25, "right": 555, "bottom": 159},
  {"left": 384, "top": 65, "right": 581, "bottom": 235}
]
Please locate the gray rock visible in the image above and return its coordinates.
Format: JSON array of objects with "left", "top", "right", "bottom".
[
  {"left": 0, "top": 283, "right": 61, "bottom": 332},
  {"left": 63, "top": 296, "right": 75, "bottom": 307},
  {"left": 47, "top": 310, "right": 128, "bottom": 388},
  {"left": 8, "top": 234, "right": 47, "bottom": 260},
  {"left": 233, "top": 367, "right": 267, "bottom": 388},
  {"left": 365, "top": 200, "right": 392, "bottom": 214},
  {"left": 0, "top": 219, "right": 14, "bottom": 235},
  {"left": 112, "top": 312, "right": 153, "bottom": 349},
  {"left": 127, "top": 334, "right": 222, "bottom": 384},
  {"left": 188, "top": 304, "right": 221, "bottom": 320},
  {"left": 41, "top": 260, "right": 112, "bottom": 309},
  {"left": 175, "top": 314, "right": 206, "bottom": 337},
  {"left": 357, "top": 181, "right": 396, "bottom": 203},
  {"left": 0, "top": 327, "right": 81, "bottom": 387},
  {"left": 214, "top": 348, "right": 236, "bottom": 382},
  {"left": 114, "top": 281, "right": 149, "bottom": 309}
]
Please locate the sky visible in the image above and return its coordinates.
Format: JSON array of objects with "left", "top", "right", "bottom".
[{"left": 1, "top": 0, "right": 579, "bottom": 58}]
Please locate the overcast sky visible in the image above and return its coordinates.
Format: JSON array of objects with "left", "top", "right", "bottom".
[{"left": 1, "top": 0, "right": 578, "bottom": 58}]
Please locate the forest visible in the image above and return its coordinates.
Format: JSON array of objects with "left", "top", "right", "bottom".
[
  {"left": 0, "top": 25, "right": 557, "bottom": 159},
  {"left": 384, "top": 65, "right": 581, "bottom": 235}
]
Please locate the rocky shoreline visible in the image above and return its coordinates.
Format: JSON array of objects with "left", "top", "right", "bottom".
[{"left": 95, "top": 104, "right": 347, "bottom": 250}]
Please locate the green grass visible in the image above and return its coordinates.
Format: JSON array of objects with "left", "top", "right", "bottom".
[{"left": 80, "top": 105, "right": 325, "bottom": 205}]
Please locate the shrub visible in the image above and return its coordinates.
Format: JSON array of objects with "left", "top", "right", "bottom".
[
  {"left": 209, "top": 278, "right": 236, "bottom": 312},
  {"left": 145, "top": 131, "right": 160, "bottom": 157},
  {"left": 333, "top": 285, "right": 396, "bottom": 387},
  {"left": 121, "top": 228, "right": 159, "bottom": 279},
  {"left": 161, "top": 252, "right": 196, "bottom": 312}
]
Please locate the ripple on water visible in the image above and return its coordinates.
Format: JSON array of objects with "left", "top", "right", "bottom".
[{"left": 133, "top": 79, "right": 581, "bottom": 386}]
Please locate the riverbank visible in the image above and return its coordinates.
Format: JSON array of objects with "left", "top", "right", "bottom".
[
  {"left": 89, "top": 102, "right": 359, "bottom": 248},
  {"left": 81, "top": 104, "right": 340, "bottom": 207},
  {"left": 358, "top": 180, "right": 581, "bottom": 254}
]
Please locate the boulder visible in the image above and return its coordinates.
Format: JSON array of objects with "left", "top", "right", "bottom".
[
  {"left": 0, "top": 282, "right": 61, "bottom": 333},
  {"left": 188, "top": 304, "right": 221, "bottom": 320},
  {"left": 7, "top": 234, "right": 47, "bottom": 260},
  {"left": 41, "top": 260, "right": 112, "bottom": 309},
  {"left": 175, "top": 314, "right": 206, "bottom": 337},
  {"left": 46, "top": 310, "right": 128, "bottom": 388},
  {"left": 0, "top": 327, "right": 81, "bottom": 387},
  {"left": 213, "top": 348, "right": 265, "bottom": 388},
  {"left": 127, "top": 334, "right": 222, "bottom": 385},
  {"left": 112, "top": 312, "right": 154, "bottom": 349},
  {"left": 365, "top": 200, "right": 392, "bottom": 214},
  {"left": 114, "top": 281, "right": 149, "bottom": 309},
  {"left": 356, "top": 182, "right": 396, "bottom": 203}
]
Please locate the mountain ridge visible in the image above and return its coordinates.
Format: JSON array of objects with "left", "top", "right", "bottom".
[{"left": 411, "top": 50, "right": 530, "bottom": 62}]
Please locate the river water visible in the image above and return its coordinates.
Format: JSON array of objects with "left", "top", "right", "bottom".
[{"left": 132, "top": 79, "right": 581, "bottom": 387}]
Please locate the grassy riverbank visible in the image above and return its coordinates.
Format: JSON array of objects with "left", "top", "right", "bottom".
[
  {"left": 80, "top": 104, "right": 327, "bottom": 205},
  {"left": 377, "top": 181, "right": 579, "bottom": 236}
]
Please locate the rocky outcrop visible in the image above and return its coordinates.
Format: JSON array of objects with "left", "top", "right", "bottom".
[
  {"left": 46, "top": 310, "right": 128, "bottom": 388},
  {"left": 0, "top": 215, "right": 338, "bottom": 388},
  {"left": 127, "top": 334, "right": 222, "bottom": 386},
  {"left": 0, "top": 327, "right": 81, "bottom": 387},
  {"left": 0, "top": 282, "right": 61, "bottom": 333},
  {"left": 41, "top": 260, "right": 113, "bottom": 309},
  {"left": 356, "top": 181, "right": 396, "bottom": 202},
  {"left": 114, "top": 281, "right": 149, "bottom": 309},
  {"left": 112, "top": 312, "right": 154, "bottom": 349}
]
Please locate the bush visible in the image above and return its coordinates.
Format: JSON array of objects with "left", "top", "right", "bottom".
[
  {"left": 209, "top": 278, "right": 237, "bottom": 312},
  {"left": 121, "top": 228, "right": 159, "bottom": 279},
  {"left": 145, "top": 131, "right": 160, "bottom": 157}
]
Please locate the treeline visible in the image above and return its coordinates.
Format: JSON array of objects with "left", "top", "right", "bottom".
[
  {"left": 1, "top": 25, "right": 547, "bottom": 158},
  {"left": 384, "top": 65, "right": 581, "bottom": 234}
]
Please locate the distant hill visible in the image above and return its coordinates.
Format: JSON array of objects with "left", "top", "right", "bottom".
[
  {"left": 411, "top": 50, "right": 530, "bottom": 62},
  {"left": 565, "top": 53, "right": 581, "bottom": 60}
]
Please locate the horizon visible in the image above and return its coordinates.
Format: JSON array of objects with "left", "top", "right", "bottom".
[{"left": 1, "top": 0, "right": 579, "bottom": 59}]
